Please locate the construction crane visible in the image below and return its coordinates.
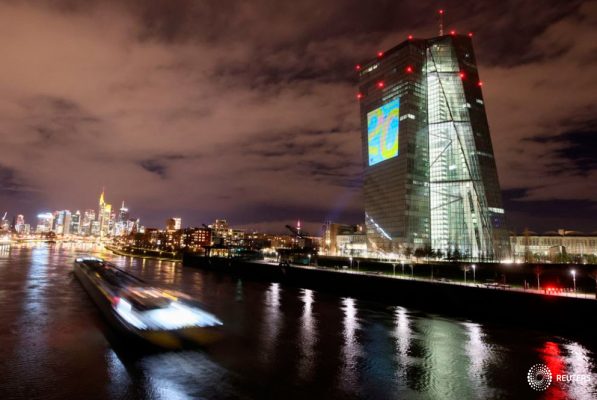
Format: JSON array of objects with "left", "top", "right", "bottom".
[
  {"left": 280, "top": 223, "right": 317, "bottom": 266},
  {"left": 285, "top": 224, "right": 309, "bottom": 239}
]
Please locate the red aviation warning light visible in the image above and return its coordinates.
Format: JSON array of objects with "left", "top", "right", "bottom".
[
  {"left": 478, "top": 81, "right": 484, "bottom": 87},
  {"left": 468, "top": 32, "right": 474, "bottom": 38},
  {"left": 377, "top": 51, "right": 384, "bottom": 58},
  {"left": 406, "top": 66, "right": 413, "bottom": 73},
  {"left": 377, "top": 81, "right": 385, "bottom": 89},
  {"left": 408, "top": 34, "right": 413, "bottom": 40},
  {"left": 356, "top": 92, "right": 363, "bottom": 100},
  {"left": 459, "top": 71, "right": 466, "bottom": 79},
  {"left": 450, "top": 30, "right": 456, "bottom": 35},
  {"left": 355, "top": 64, "right": 361, "bottom": 71}
]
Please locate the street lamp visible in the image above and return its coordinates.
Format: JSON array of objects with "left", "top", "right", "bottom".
[
  {"left": 571, "top": 269, "right": 576, "bottom": 292},
  {"left": 349, "top": 256, "right": 353, "bottom": 269},
  {"left": 472, "top": 264, "right": 476, "bottom": 283}
]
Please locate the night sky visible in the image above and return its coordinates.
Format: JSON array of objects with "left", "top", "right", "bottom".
[{"left": 0, "top": 0, "right": 596, "bottom": 234}]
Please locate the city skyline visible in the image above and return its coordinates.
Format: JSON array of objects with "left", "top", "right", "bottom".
[{"left": 0, "top": 1, "right": 596, "bottom": 233}]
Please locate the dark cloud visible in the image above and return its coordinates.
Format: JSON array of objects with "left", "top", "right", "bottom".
[
  {"left": 503, "top": 188, "right": 597, "bottom": 233},
  {"left": 526, "top": 119, "right": 597, "bottom": 176},
  {"left": 0, "top": 0, "right": 595, "bottom": 231},
  {"left": 139, "top": 160, "right": 167, "bottom": 178}
]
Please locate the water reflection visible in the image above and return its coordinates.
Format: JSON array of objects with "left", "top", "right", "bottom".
[
  {"left": 394, "top": 306, "right": 411, "bottom": 370},
  {"left": 235, "top": 279, "right": 243, "bottom": 302},
  {"left": 298, "top": 289, "right": 317, "bottom": 380},
  {"left": 542, "top": 341, "right": 567, "bottom": 400},
  {"left": 261, "top": 282, "right": 282, "bottom": 364},
  {"left": 106, "top": 349, "right": 133, "bottom": 398},
  {"left": 564, "top": 341, "right": 596, "bottom": 400},
  {"left": 22, "top": 246, "right": 50, "bottom": 324},
  {"left": 340, "top": 297, "right": 361, "bottom": 393},
  {"left": 463, "top": 322, "right": 496, "bottom": 398},
  {"left": 417, "top": 318, "right": 472, "bottom": 399}
]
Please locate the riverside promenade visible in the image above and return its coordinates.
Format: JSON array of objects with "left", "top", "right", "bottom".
[{"left": 184, "top": 254, "right": 597, "bottom": 337}]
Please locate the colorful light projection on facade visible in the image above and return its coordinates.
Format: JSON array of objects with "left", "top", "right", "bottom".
[{"left": 367, "top": 98, "right": 400, "bottom": 166}]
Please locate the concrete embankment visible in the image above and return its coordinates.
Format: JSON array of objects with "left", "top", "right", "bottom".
[
  {"left": 106, "top": 245, "right": 181, "bottom": 261},
  {"left": 183, "top": 254, "right": 597, "bottom": 336}
]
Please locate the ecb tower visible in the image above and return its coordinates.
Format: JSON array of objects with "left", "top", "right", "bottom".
[{"left": 358, "top": 33, "right": 509, "bottom": 261}]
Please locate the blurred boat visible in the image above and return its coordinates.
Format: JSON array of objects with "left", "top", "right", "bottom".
[{"left": 74, "top": 256, "right": 223, "bottom": 348}]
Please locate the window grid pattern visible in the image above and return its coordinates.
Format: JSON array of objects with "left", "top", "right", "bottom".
[{"left": 426, "top": 41, "right": 493, "bottom": 258}]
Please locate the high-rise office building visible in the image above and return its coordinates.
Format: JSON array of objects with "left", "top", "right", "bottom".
[
  {"left": 14, "top": 214, "right": 25, "bottom": 234},
  {"left": 119, "top": 201, "right": 129, "bottom": 222},
  {"left": 62, "top": 210, "right": 72, "bottom": 235},
  {"left": 51, "top": 210, "right": 71, "bottom": 235},
  {"left": 36, "top": 212, "right": 54, "bottom": 233},
  {"left": 98, "top": 189, "right": 112, "bottom": 238},
  {"left": 71, "top": 210, "right": 81, "bottom": 235},
  {"left": 166, "top": 217, "right": 182, "bottom": 231},
  {"left": 357, "top": 33, "right": 509, "bottom": 260},
  {"left": 81, "top": 209, "right": 95, "bottom": 236}
]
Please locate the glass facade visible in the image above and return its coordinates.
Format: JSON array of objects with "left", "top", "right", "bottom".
[{"left": 358, "top": 35, "right": 509, "bottom": 260}]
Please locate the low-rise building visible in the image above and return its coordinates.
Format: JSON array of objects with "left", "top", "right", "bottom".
[{"left": 510, "top": 229, "right": 597, "bottom": 263}]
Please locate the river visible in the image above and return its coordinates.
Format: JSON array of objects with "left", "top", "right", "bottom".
[{"left": 0, "top": 244, "right": 595, "bottom": 399}]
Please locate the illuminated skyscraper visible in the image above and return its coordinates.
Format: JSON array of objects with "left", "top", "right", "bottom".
[
  {"left": 71, "top": 210, "right": 81, "bottom": 235},
  {"left": 358, "top": 33, "right": 509, "bottom": 260},
  {"left": 14, "top": 214, "right": 25, "bottom": 234},
  {"left": 119, "top": 201, "right": 129, "bottom": 222},
  {"left": 81, "top": 209, "right": 95, "bottom": 236},
  {"left": 36, "top": 212, "right": 54, "bottom": 233},
  {"left": 98, "top": 189, "right": 112, "bottom": 238},
  {"left": 166, "top": 217, "right": 182, "bottom": 231}
]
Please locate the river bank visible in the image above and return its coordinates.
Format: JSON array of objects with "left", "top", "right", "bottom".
[
  {"left": 183, "top": 254, "right": 597, "bottom": 337},
  {"left": 105, "top": 245, "right": 181, "bottom": 261}
]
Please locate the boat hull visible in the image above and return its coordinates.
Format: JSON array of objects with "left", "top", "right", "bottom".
[{"left": 74, "top": 259, "right": 221, "bottom": 348}]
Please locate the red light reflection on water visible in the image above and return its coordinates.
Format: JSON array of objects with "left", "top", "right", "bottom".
[{"left": 541, "top": 341, "right": 567, "bottom": 400}]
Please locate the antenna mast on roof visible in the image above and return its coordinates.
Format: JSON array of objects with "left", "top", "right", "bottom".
[{"left": 438, "top": 9, "right": 444, "bottom": 36}]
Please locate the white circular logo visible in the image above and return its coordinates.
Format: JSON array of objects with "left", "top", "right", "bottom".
[{"left": 527, "top": 364, "right": 552, "bottom": 391}]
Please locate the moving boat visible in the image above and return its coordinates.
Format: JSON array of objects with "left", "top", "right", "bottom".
[{"left": 74, "top": 256, "right": 223, "bottom": 348}]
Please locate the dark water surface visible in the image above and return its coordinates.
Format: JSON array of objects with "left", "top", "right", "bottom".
[{"left": 0, "top": 244, "right": 596, "bottom": 399}]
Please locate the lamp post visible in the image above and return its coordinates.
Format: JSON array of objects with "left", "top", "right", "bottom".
[
  {"left": 472, "top": 264, "right": 476, "bottom": 283},
  {"left": 571, "top": 269, "right": 576, "bottom": 293}
]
